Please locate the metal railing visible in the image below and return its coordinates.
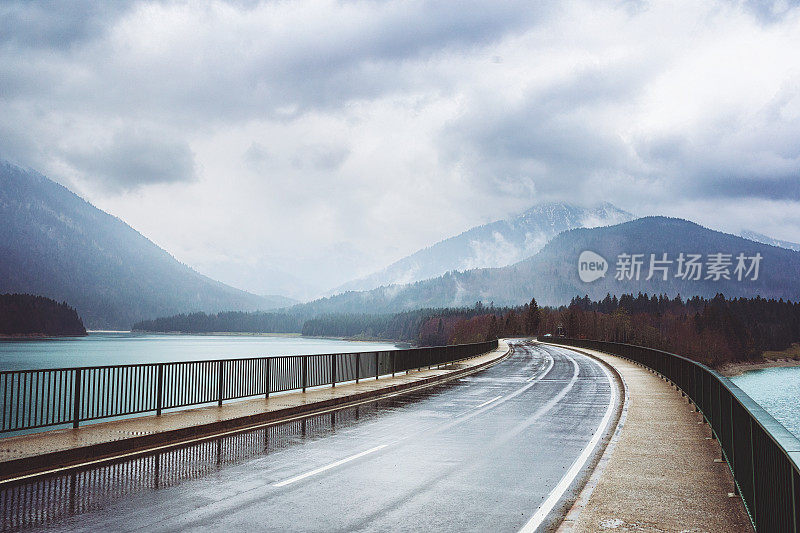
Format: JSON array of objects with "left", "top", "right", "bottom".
[
  {"left": 546, "top": 337, "right": 799, "bottom": 532},
  {"left": 1, "top": 399, "right": 388, "bottom": 530},
  {"left": 0, "top": 340, "right": 497, "bottom": 434}
]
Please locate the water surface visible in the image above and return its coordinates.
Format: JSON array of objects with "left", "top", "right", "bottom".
[
  {"left": 0, "top": 332, "right": 399, "bottom": 371},
  {"left": 730, "top": 366, "right": 800, "bottom": 440}
]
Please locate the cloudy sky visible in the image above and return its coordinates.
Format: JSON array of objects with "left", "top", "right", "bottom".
[{"left": 2, "top": 0, "right": 800, "bottom": 300}]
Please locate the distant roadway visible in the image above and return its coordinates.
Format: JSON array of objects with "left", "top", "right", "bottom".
[{"left": 14, "top": 342, "right": 619, "bottom": 532}]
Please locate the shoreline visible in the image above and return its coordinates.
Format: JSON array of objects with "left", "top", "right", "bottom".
[
  {"left": 0, "top": 332, "right": 87, "bottom": 339},
  {"left": 130, "top": 330, "right": 406, "bottom": 345},
  {"left": 719, "top": 358, "right": 800, "bottom": 377}
]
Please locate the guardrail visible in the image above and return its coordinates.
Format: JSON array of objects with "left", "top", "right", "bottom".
[
  {"left": 0, "top": 340, "right": 498, "bottom": 434},
  {"left": 546, "top": 337, "right": 799, "bottom": 532}
]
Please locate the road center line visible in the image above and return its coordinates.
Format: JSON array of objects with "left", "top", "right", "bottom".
[
  {"left": 272, "top": 444, "right": 388, "bottom": 488},
  {"left": 474, "top": 395, "right": 503, "bottom": 409},
  {"left": 518, "top": 346, "right": 617, "bottom": 533}
]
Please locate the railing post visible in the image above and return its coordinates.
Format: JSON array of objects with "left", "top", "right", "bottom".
[
  {"left": 217, "top": 361, "right": 224, "bottom": 407},
  {"left": 750, "top": 418, "right": 758, "bottom": 527},
  {"left": 302, "top": 356, "right": 308, "bottom": 392},
  {"left": 265, "top": 358, "right": 271, "bottom": 399},
  {"left": 156, "top": 363, "right": 164, "bottom": 416},
  {"left": 72, "top": 368, "right": 82, "bottom": 429},
  {"left": 790, "top": 465, "right": 797, "bottom": 533},
  {"left": 331, "top": 354, "right": 337, "bottom": 388},
  {"left": 391, "top": 352, "right": 396, "bottom": 377},
  {"left": 376, "top": 352, "right": 379, "bottom": 380},
  {"left": 356, "top": 353, "right": 360, "bottom": 383}
]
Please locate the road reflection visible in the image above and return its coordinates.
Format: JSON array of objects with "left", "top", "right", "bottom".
[{"left": 1, "top": 388, "right": 441, "bottom": 532}]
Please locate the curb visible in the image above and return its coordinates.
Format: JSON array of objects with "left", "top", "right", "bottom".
[{"left": 0, "top": 344, "right": 511, "bottom": 485}]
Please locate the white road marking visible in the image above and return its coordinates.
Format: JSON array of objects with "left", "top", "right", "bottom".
[
  {"left": 272, "top": 444, "right": 388, "bottom": 487},
  {"left": 489, "top": 350, "right": 581, "bottom": 447},
  {"left": 518, "top": 347, "right": 617, "bottom": 533},
  {"left": 474, "top": 395, "right": 503, "bottom": 409},
  {"left": 447, "top": 350, "right": 554, "bottom": 423},
  {"left": 272, "top": 344, "right": 553, "bottom": 492}
]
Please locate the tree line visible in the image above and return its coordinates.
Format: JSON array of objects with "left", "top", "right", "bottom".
[
  {"left": 422, "top": 292, "right": 800, "bottom": 366},
  {"left": 134, "top": 292, "right": 800, "bottom": 367},
  {"left": 132, "top": 311, "right": 304, "bottom": 333},
  {"left": 0, "top": 293, "right": 86, "bottom": 336},
  {"left": 545, "top": 293, "right": 800, "bottom": 366},
  {"left": 300, "top": 302, "right": 519, "bottom": 343}
]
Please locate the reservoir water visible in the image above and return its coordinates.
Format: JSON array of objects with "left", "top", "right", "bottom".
[
  {"left": 730, "top": 366, "right": 800, "bottom": 440},
  {"left": 0, "top": 332, "right": 399, "bottom": 371}
]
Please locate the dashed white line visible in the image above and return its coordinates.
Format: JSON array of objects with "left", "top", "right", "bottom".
[
  {"left": 272, "top": 444, "right": 388, "bottom": 487},
  {"left": 474, "top": 395, "right": 503, "bottom": 409}
]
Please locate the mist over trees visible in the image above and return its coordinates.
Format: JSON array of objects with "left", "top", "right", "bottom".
[
  {"left": 132, "top": 311, "right": 304, "bottom": 333},
  {"left": 0, "top": 293, "right": 86, "bottom": 336},
  {"left": 1, "top": 162, "right": 289, "bottom": 330}
]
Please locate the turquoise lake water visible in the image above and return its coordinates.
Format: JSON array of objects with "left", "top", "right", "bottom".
[
  {"left": 3, "top": 334, "right": 797, "bottom": 444},
  {"left": 0, "top": 332, "right": 399, "bottom": 371},
  {"left": 730, "top": 366, "right": 800, "bottom": 440}
]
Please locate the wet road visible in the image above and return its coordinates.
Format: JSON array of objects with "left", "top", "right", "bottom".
[{"left": 2, "top": 342, "right": 618, "bottom": 533}]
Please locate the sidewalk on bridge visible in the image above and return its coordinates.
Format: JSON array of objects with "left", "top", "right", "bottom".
[
  {"left": 0, "top": 340, "right": 510, "bottom": 482},
  {"left": 556, "top": 347, "right": 753, "bottom": 532}
]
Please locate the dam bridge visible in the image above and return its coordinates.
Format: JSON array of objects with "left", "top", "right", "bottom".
[{"left": 1, "top": 337, "right": 796, "bottom": 531}]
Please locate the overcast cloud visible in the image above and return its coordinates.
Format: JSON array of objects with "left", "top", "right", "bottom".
[{"left": 2, "top": 0, "right": 800, "bottom": 299}]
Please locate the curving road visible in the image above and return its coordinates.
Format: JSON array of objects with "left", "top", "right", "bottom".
[{"left": 3, "top": 342, "right": 619, "bottom": 532}]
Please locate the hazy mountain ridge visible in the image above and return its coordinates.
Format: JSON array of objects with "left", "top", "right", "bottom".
[
  {"left": 331, "top": 202, "right": 634, "bottom": 294},
  {"left": 0, "top": 161, "right": 294, "bottom": 329},
  {"left": 294, "top": 217, "right": 800, "bottom": 314},
  {"left": 741, "top": 230, "right": 800, "bottom": 252}
]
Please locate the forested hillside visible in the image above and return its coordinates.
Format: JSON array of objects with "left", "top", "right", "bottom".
[
  {"left": 132, "top": 311, "right": 304, "bottom": 334},
  {"left": 544, "top": 293, "right": 800, "bottom": 366},
  {"left": 438, "top": 293, "right": 800, "bottom": 367},
  {"left": 0, "top": 293, "right": 86, "bottom": 336},
  {"left": 0, "top": 162, "right": 292, "bottom": 329},
  {"left": 293, "top": 217, "right": 800, "bottom": 314},
  {"left": 333, "top": 203, "right": 633, "bottom": 293}
]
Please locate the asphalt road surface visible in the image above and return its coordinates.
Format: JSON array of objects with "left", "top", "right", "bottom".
[{"left": 3, "top": 341, "right": 619, "bottom": 533}]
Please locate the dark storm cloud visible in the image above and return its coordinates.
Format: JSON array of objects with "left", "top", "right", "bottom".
[
  {"left": 442, "top": 64, "right": 648, "bottom": 196},
  {"left": 2, "top": 0, "right": 800, "bottom": 296},
  {"left": 219, "top": 1, "right": 556, "bottom": 115},
  {"left": 65, "top": 131, "right": 196, "bottom": 192},
  {"left": 703, "top": 176, "right": 800, "bottom": 200},
  {"left": 741, "top": 0, "right": 800, "bottom": 23},
  {"left": 0, "top": 1, "right": 131, "bottom": 49}
]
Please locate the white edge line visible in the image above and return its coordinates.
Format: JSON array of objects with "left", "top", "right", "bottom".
[
  {"left": 272, "top": 444, "right": 388, "bottom": 487},
  {"left": 518, "top": 351, "right": 617, "bottom": 533},
  {"left": 556, "top": 353, "right": 628, "bottom": 532},
  {"left": 474, "top": 395, "right": 503, "bottom": 409}
]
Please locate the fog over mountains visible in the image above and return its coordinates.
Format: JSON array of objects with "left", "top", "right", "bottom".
[
  {"left": 4, "top": 159, "right": 800, "bottom": 330},
  {"left": 333, "top": 203, "right": 634, "bottom": 294},
  {"left": 296, "top": 217, "right": 800, "bottom": 314},
  {"left": 0, "top": 162, "right": 295, "bottom": 329},
  {"left": 740, "top": 230, "right": 800, "bottom": 252}
]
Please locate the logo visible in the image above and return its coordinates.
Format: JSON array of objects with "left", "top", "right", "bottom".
[{"left": 578, "top": 251, "right": 608, "bottom": 283}]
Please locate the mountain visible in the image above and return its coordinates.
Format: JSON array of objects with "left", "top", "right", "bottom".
[
  {"left": 294, "top": 217, "right": 800, "bottom": 313},
  {"left": 0, "top": 161, "right": 295, "bottom": 329},
  {"left": 332, "top": 202, "right": 634, "bottom": 293},
  {"left": 740, "top": 230, "right": 800, "bottom": 252}
]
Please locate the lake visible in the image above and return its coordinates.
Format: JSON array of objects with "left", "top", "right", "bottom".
[
  {"left": 0, "top": 332, "right": 400, "bottom": 371},
  {"left": 730, "top": 366, "right": 800, "bottom": 440}
]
